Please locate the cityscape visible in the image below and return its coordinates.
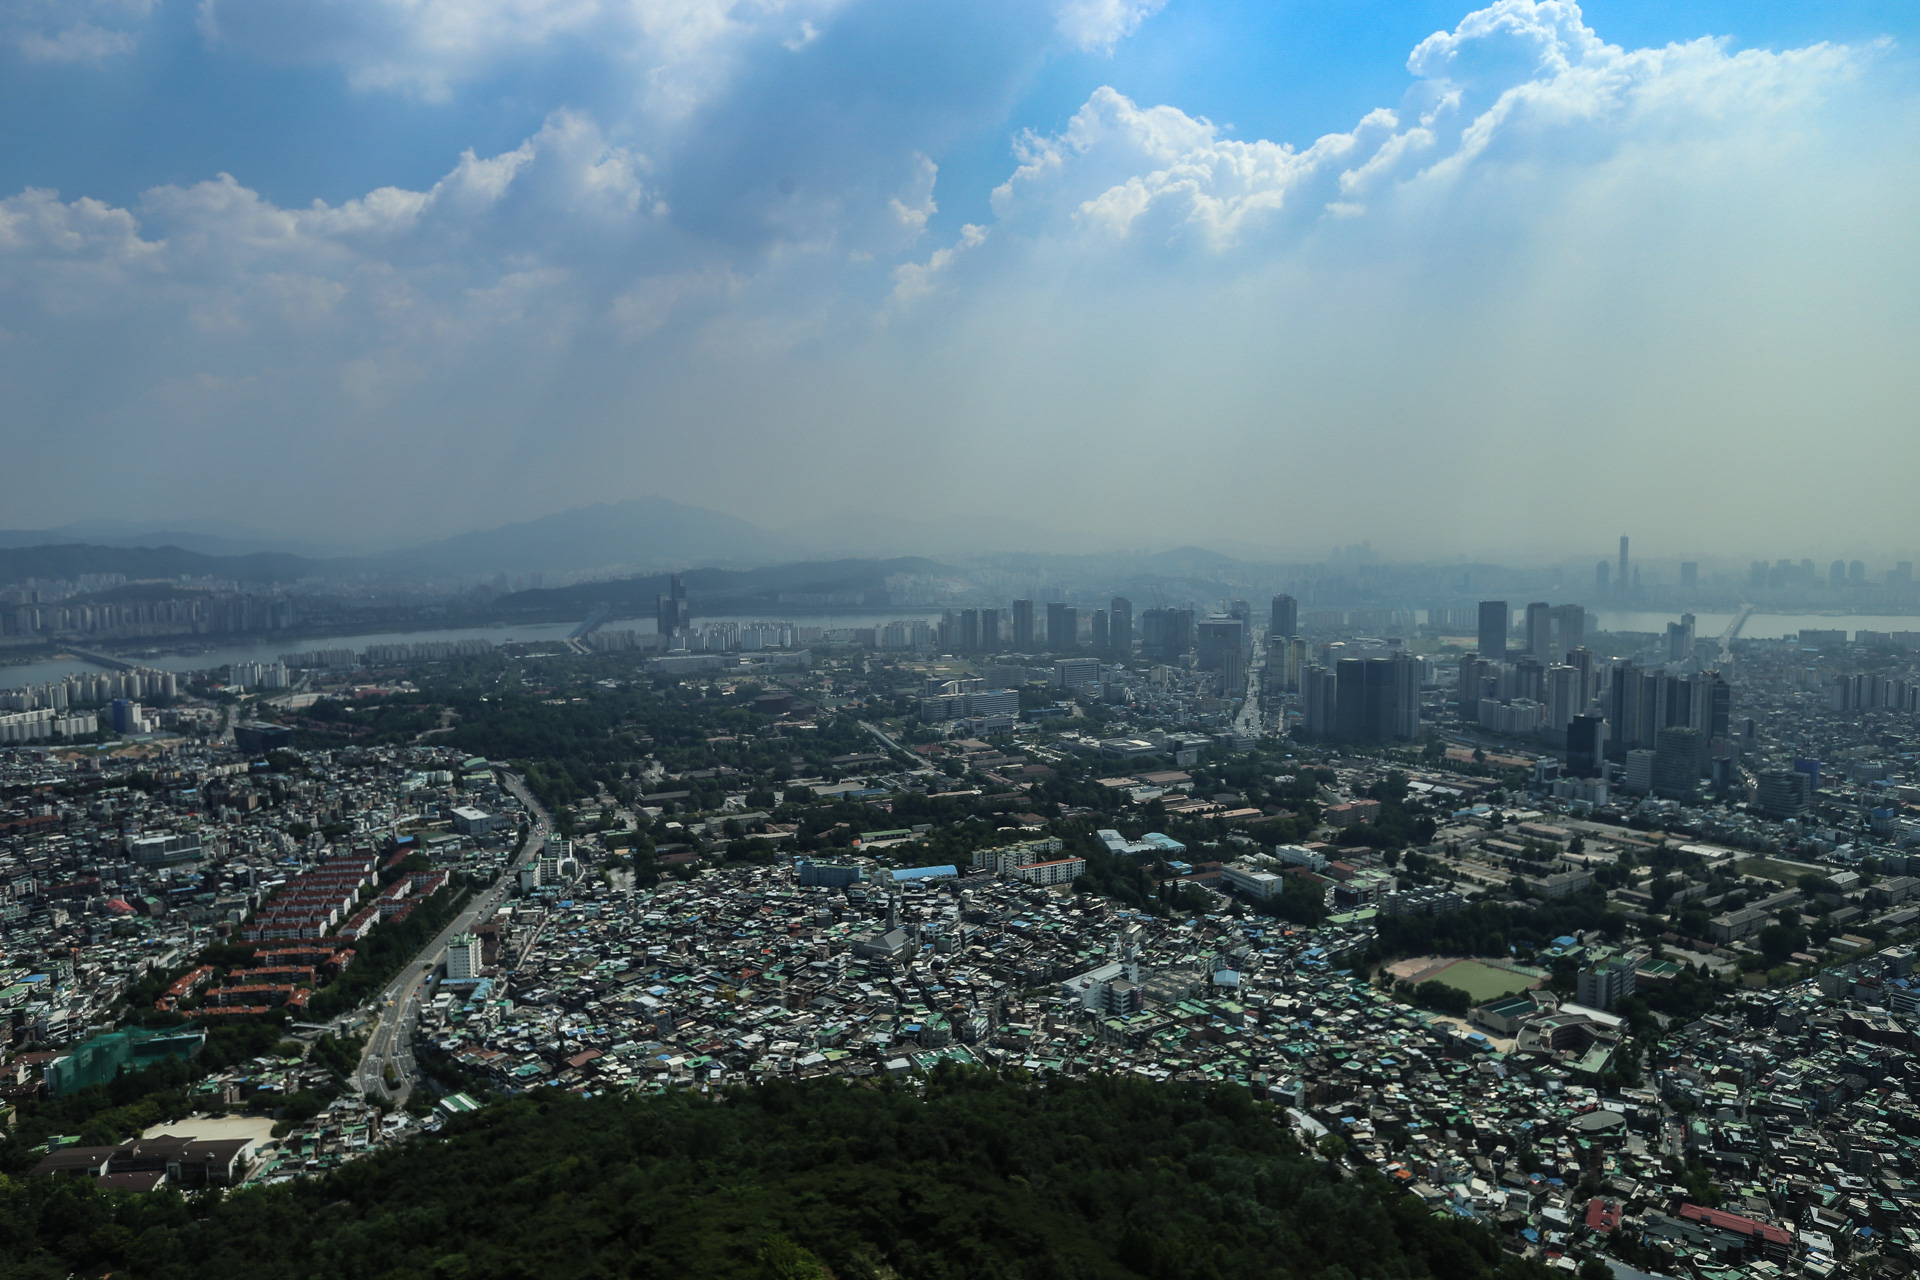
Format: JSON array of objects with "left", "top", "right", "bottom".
[
  {"left": 5, "top": 0, "right": 1920, "bottom": 1274},
  {"left": 5, "top": 527, "right": 1920, "bottom": 1276}
]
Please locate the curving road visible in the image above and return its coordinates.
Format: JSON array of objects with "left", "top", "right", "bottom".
[{"left": 353, "top": 770, "right": 550, "bottom": 1106}]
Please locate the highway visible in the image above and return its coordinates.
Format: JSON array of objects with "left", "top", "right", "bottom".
[
  {"left": 1230, "top": 627, "right": 1267, "bottom": 739},
  {"left": 352, "top": 770, "right": 550, "bottom": 1106}
]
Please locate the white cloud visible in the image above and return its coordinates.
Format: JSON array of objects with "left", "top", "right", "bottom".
[
  {"left": 7, "top": 0, "right": 156, "bottom": 62},
  {"left": 1054, "top": 0, "right": 1165, "bottom": 54},
  {"left": 889, "top": 221, "right": 985, "bottom": 310},
  {"left": 991, "top": 1, "right": 1875, "bottom": 250},
  {"left": 195, "top": 0, "right": 850, "bottom": 107}
]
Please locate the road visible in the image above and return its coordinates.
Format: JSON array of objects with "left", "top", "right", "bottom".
[
  {"left": 353, "top": 770, "right": 551, "bottom": 1106},
  {"left": 1231, "top": 627, "right": 1267, "bottom": 739},
  {"left": 859, "top": 719, "right": 917, "bottom": 763}
]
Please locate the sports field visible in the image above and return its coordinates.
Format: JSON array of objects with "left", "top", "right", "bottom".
[
  {"left": 1420, "top": 959, "right": 1542, "bottom": 1003},
  {"left": 1738, "top": 856, "right": 1823, "bottom": 885}
]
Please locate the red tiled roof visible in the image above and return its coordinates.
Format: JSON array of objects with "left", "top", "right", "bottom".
[{"left": 1679, "top": 1203, "right": 1791, "bottom": 1245}]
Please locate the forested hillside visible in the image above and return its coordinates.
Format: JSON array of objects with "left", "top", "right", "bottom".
[{"left": 1, "top": 1069, "right": 1548, "bottom": 1280}]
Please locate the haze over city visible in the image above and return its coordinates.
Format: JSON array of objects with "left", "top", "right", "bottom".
[{"left": 2, "top": 0, "right": 1917, "bottom": 555}]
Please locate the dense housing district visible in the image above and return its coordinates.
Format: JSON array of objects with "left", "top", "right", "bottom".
[{"left": 5, "top": 594, "right": 1920, "bottom": 1280}]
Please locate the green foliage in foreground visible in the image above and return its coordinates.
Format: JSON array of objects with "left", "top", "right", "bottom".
[{"left": 0, "top": 1068, "right": 1548, "bottom": 1280}]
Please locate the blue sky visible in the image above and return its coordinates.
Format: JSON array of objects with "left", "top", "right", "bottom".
[{"left": 2, "top": 0, "right": 1917, "bottom": 556}]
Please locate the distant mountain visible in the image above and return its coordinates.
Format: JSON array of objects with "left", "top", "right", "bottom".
[
  {"left": 383, "top": 497, "right": 793, "bottom": 577},
  {"left": 0, "top": 520, "right": 345, "bottom": 558},
  {"left": 0, "top": 543, "right": 319, "bottom": 584}
]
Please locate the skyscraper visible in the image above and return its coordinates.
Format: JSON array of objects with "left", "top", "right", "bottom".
[
  {"left": 1566, "top": 714, "right": 1605, "bottom": 778},
  {"left": 979, "top": 608, "right": 1001, "bottom": 652},
  {"left": 1300, "top": 664, "right": 1336, "bottom": 738},
  {"left": 1334, "top": 654, "right": 1419, "bottom": 742},
  {"left": 1551, "top": 604, "right": 1585, "bottom": 659},
  {"left": 1109, "top": 597, "right": 1132, "bottom": 655},
  {"left": 1458, "top": 653, "right": 1484, "bottom": 716},
  {"left": 1011, "top": 599, "right": 1034, "bottom": 650},
  {"left": 656, "top": 572, "right": 689, "bottom": 641},
  {"left": 1524, "top": 602, "right": 1552, "bottom": 664},
  {"left": 1090, "top": 609, "right": 1109, "bottom": 653},
  {"left": 1047, "top": 603, "right": 1077, "bottom": 651},
  {"left": 1477, "top": 601, "right": 1508, "bottom": 662},
  {"left": 1653, "top": 725, "right": 1706, "bottom": 799},
  {"left": 1270, "top": 594, "right": 1298, "bottom": 638},
  {"left": 1195, "top": 618, "right": 1245, "bottom": 674},
  {"left": 1141, "top": 608, "right": 1193, "bottom": 660},
  {"left": 1547, "top": 664, "right": 1583, "bottom": 733}
]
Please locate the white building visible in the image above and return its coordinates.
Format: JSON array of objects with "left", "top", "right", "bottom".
[
  {"left": 445, "top": 933, "right": 483, "bottom": 981},
  {"left": 1011, "top": 857, "right": 1086, "bottom": 887}
]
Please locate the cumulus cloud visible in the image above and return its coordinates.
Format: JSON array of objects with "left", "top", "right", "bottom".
[{"left": 990, "top": 1, "right": 1874, "bottom": 250}]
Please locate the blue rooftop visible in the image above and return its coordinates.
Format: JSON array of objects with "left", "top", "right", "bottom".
[{"left": 891, "top": 865, "right": 958, "bottom": 883}]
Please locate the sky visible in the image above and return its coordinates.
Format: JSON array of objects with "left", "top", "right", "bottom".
[{"left": 1, "top": 0, "right": 1918, "bottom": 561}]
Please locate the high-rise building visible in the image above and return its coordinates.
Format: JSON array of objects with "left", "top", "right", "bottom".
[
  {"left": 960, "top": 609, "right": 980, "bottom": 653},
  {"left": 1270, "top": 594, "right": 1298, "bottom": 638},
  {"left": 1665, "top": 613, "right": 1696, "bottom": 662},
  {"left": 1268, "top": 634, "right": 1306, "bottom": 693},
  {"left": 1577, "top": 955, "right": 1635, "bottom": 1011},
  {"left": 1653, "top": 725, "right": 1706, "bottom": 799},
  {"left": 446, "top": 933, "right": 483, "bottom": 981},
  {"left": 1623, "top": 748, "right": 1655, "bottom": 794},
  {"left": 1551, "top": 604, "right": 1585, "bottom": 660},
  {"left": 1756, "top": 769, "right": 1812, "bottom": 818},
  {"left": 1109, "top": 597, "right": 1132, "bottom": 655},
  {"left": 1566, "top": 714, "right": 1605, "bottom": 778},
  {"left": 1477, "top": 601, "right": 1508, "bottom": 661},
  {"left": 1300, "top": 664, "right": 1336, "bottom": 738},
  {"left": 1090, "top": 609, "right": 1110, "bottom": 653},
  {"left": 1524, "top": 602, "right": 1552, "bottom": 664},
  {"left": 1047, "top": 603, "right": 1077, "bottom": 651},
  {"left": 1606, "top": 662, "right": 1647, "bottom": 756},
  {"left": 1011, "top": 599, "right": 1035, "bottom": 650},
  {"left": 1334, "top": 654, "right": 1419, "bottom": 742},
  {"left": 1140, "top": 608, "right": 1193, "bottom": 660},
  {"left": 1195, "top": 617, "right": 1245, "bottom": 673},
  {"left": 980, "top": 608, "right": 1001, "bottom": 652},
  {"left": 1618, "top": 536, "right": 1630, "bottom": 597},
  {"left": 1564, "top": 646, "right": 1595, "bottom": 709},
  {"left": 1546, "top": 664, "right": 1583, "bottom": 732},
  {"left": 656, "top": 572, "right": 690, "bottom": 641},
  {"left": 1458, "top": 653, "right": 1485, "bottom": 715}
]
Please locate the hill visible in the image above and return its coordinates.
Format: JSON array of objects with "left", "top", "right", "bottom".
[
  {"left": 0, "top": 543, "right": 320, "bottom": 585},
  {"left": 0, "top": 1070, "right": 1547, "bottom": 1280},
  {"left": 386, "top": 496, "right": 793, "bottom": 576}
]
